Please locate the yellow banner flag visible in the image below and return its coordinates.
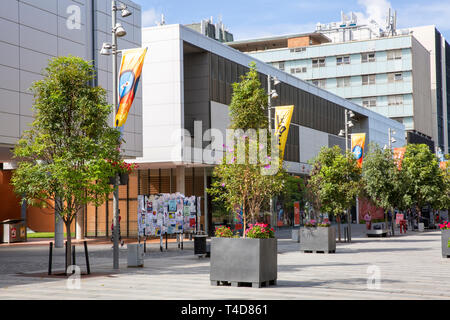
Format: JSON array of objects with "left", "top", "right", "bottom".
[
  {"left": 115, "top": 47, "right": 148, "bottom": 128},
  {"left": 275, "top": 106, "right": 294, "bottom": 160},
  {"left": 351, "top": 133, "right": 366, "bottom": 167}
]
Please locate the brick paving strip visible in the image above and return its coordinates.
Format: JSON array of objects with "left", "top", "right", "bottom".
[{"left": 0, "top": 225, "right": 449, "bottom": 300}]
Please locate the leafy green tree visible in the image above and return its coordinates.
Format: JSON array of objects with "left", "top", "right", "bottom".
[
  {"left": 307, "top": 146, "right": 362, "bottom": 241},
  {"left": 362, "top": 143, "right": 405, "bottom": 235},
  {"left": 401, "top": 144, "right": 447, "bottom": 221},
  {"left": 280, "top": 175, "right": 307, "bottom": 225},
  {"left": 11, "top": 56, "right": 121, "bottom": 267},
  {"left": 208, "top": 63, "right": 288, "bottom": 237}
]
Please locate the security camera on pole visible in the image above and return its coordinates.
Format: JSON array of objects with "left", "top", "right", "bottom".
[{"left": 267, "top": 75, "right": 280, "bottom": 228}]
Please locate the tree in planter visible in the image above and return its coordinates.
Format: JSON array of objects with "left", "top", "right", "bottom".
[
  {"left": 280, "top": 175, "right": 307, "bottom": 226},
  {"left": 11, "top": 56, "right": 121, "bottom": 268},
  {"left": 307, "top": 146, "right": 362, "bottom": 242},
  {"left": 401, "top": 144, "right": 447, "bottom": 226},
  {"left": 362, "top": 143, "right": 405, "bottom": 236},
  {"left": 208, "top": 63, "right": 288, "bottom": 237}
]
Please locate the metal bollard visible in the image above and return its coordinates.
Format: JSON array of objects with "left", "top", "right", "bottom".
[{"left": 48, "top": 242, "right": 53, "bottom": 275}]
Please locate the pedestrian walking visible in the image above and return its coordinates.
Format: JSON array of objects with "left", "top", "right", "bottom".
[{"left": 364, "top": 212, "right": 372, "bottom": 230}]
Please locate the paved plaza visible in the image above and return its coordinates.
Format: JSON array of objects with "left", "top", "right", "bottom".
[{"left": 0, "top": 225, "right": 449, "bottom": 300}]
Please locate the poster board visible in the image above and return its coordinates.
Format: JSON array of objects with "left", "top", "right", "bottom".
[{"left": 138, "top": 193, "right": 197, "bottom": 237}]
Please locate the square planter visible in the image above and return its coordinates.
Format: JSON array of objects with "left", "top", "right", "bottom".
[
  {"left": 441, "top": 230, "right": 450, "bottom": 258},
  {"left": 210, "top": 237, "right": 277, "bottom": 288},
  {"left": 300, "top": 226, "right": 336, "bottom": 253}
]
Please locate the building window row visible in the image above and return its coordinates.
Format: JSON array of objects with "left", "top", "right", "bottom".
[
  {"left": 310, "top": 72, "right": 404, "bottom": 89},
  {"left": 290, "top": 67, "right": 307, "bottom": 74},
  {"left": 359, "top": 95, "right": 404, "bottom": 108},
  {"left": 290, "top": 47, "right": 306, "bottom": 53},
  {"left": 309, "top": 49, "right": 403, "bottom": 68}
]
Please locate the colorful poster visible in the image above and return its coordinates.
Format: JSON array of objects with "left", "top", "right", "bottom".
[
  {"left": 393, "top": 147, "right": 406, "bottom": 170},
  {"left": 169, "top": 199, "right": 177, "bottom": 212},
  {"left": 351, "top": 133, "right": 366, "bottom": 168},
  {"left": 183, "top": 206, "right": 190, "bottom": 216},
  {"left": 274, "top": 105, "right": 294, "bottom": 160},
  {"left": 115, "top": 47, "right": 148, "bottom": 128}
]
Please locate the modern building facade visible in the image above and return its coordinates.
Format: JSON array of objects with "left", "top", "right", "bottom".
[
  {"left": 0, "top": 0, "right": 143, "bottom": 231},
  {"left": 228, "top": 32, "right": 435, "bottom": 150},
  {"left": 408, "top": 25, "right": 450, "bottom": 154},
  {"left": 185, "top": 17, "right": 234, "bottom": 43},
  {"left": 81, "top": 23, "right": 404, "bottom": 237}
]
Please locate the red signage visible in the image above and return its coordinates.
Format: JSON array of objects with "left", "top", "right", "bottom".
[
  {"left": 11, "top": 227, "right": 17, "bottom": 239},
  {"left": 294, "top": 202, "right": 300, "bottom": 226}
]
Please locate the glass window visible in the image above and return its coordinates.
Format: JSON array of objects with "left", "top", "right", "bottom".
[
  {"left": 387, "top": 49, "right": 402, "bottom": 60},
  {"left": 388, "top": 95, "right": 404, "bottom": 106},
  {"left": 337, "top": 56, "right": 350, "bottom": 65},
  {"left": 388, "top": 72, "right": 403, "bottom": 82},
  {"left": 362, "top": 74, "right": 376, "bottom": 85},
  {"left": 361, "top": 52, "right": 376, "bottom": 63},
  {"left": 312, "top": 58, "right": 326, "bottom": 68},
  {"left": 278, "top": 62, "right": 285, "bottom": 71},
  {"left": 362, "top": 97, "right": 377, "bottom": 108},
  {"left": 336, "top": 77, "right": 350, "bottom": 87},
  {"left": 312, "top": 79, "right": 326, "bottom": 88}
]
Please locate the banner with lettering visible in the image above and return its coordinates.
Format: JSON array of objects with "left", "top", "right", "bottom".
[
  {"left": 393, "top": 147, "right": 406, "bottom": 170},
  {"left": 274, "top": 105, "right": 294, "bottom": 160}
]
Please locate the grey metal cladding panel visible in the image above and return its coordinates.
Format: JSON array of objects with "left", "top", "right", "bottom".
[
  {"left": 57, "top": 16, "right": 86, "bottom": 45},
  {"left": 19, "top": 2, "right": 58, "bottom": 36},
  {"left": 94, "top": 11, "right": 108, "bottom": 33},
  {"left": 57, "top": 0, "right": 86, "bottom": 19},
  {"left": 0, "top": 18, "right": 19, "bottom": 45},
  {"left": 0, "top": 65, "right": 20, "bottom": 92},
  {"left": 19, "top": 48, "right": 53, "bottom": 75},
  {"left": 0, "top": 88, "right": 20, "bottom": 114},
  {"left": 0, "top": 41, "right": 20, "bottom": 69},
  {"left": 95, "top": 0, "right": 109, "bottom": 15},
  {"left": 20, "top": 24, "right": 58, "bottom": 56},
  {"left": 20, "top": 92, "right": 34, "bottom": 116},
  {"left": 328, "top": 134, "right": 346, "bottom": 152},
  {"left": 20, "top": 0, "right": 57, "bottom": 14},
  {"left": 20, "top": 70, "right": 42, "bottom": 93},
  {"left": 0, "top": 112, "right": 20, "bottom": 137},
  {"left": 1, "top": 0, "right": 19, "bottom": 22},
  {"left": 58, "top": 38, "right": 86, "bottom": 58},
  {"left": 20, "top": 115, "right": 33, "bottom": 136}
]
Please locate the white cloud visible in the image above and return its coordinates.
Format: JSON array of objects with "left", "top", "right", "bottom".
[
  {"left": 142, "top": 8, "right": 163, "bottom": 27},
  {"left": 354, "top": 0, "right": 392, "bottom": 26}
]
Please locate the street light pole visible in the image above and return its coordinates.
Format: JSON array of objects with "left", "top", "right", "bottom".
[
  {"left": 267, "top": 75, "right": 279, "bottom": 228},
  {"left": 111, "top": 0, "right": 120, "bottom": 270}
]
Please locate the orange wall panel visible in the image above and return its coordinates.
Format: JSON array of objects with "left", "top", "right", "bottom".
[{"left": 0, "top": 171, "right": 21, "bottom": 223}]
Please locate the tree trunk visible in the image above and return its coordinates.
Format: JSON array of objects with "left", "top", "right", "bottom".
[
  {"left": 391, "top": 207, "right": 395, "bottom": 236},
  {"left": 337, "top": 215, "right": 341, "bottom": 242},
  {"left": 65, "top": 219, "right": 72, "bottom": 274},
  {"left": 76, "top": 207, "right": 84, "bottom": 240}
]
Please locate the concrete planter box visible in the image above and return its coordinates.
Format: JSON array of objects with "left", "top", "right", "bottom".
[
  {"left": 210, "top": 237, "right": 277, "bottom": 288},
  {"left": 292, "top": 229, "right": 300, "bottom": 242},
  {"left": 300, "top": 226, "right": 336, "bottom": 253},
  {"left": 441, "top": 230, "right": 450, "bottom": 258}
]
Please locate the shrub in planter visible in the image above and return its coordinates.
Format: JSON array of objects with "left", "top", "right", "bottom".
[
  {"left": 300, "top": 219, "right": 336, "bottom": 253},
  {"left": 210, "top": 223, "right": 277, "bottom": 288},
  {"left": 107, "top": 160, "right": 138, "bottom": 185},
  {"left": 439, "top": 221, "right": 450, "bottom": 258}
]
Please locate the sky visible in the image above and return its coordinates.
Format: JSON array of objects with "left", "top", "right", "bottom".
[{"left": 133, "top": 0, "right": 450, "bottom": 41}]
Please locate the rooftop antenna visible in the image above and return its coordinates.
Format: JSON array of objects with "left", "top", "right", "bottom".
[{"left": 156, "top": 13, "right": 166, "bottom": 26}]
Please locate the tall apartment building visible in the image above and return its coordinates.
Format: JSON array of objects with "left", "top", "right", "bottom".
[
  {"left": 0, "top": 0, "right": 142, "bottom": 230},
  {"left": 227, "top": 12, "right": 447, "bottom": 152},
  {"left": 230, "top": 34, "right": 433, "bottom": 148}
]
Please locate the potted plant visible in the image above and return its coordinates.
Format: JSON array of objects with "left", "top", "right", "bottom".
[
  {"left": 300, "top": 218, "right": 336, "bottom": 253},
  {"left": 439, "top": 221, "right": 450, "bottom": 258},
  {"left": 107, "top": 160, "right": 138, "bottom": 185},
  {"left": 210, "top": 224, "right": 277, "bottom": 288}
]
